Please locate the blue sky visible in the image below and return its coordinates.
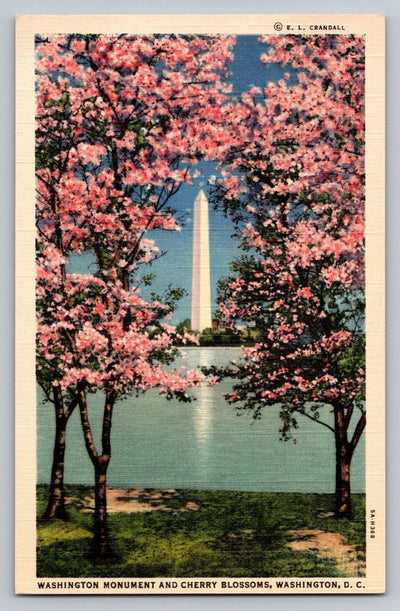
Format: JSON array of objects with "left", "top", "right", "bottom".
[{"left": 70, "top": 35, "right": 290, "bottom": 324}]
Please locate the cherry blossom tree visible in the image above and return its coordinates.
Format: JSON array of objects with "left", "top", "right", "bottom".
[
  {"left": 35, "top": 33, "right": 235, "bottom": 551},
  {"left": 210, "top": 35, "right": 365, "bottom": 518},
  {"left": 37, "top": 236, "right": 202, "bottom": 554}
]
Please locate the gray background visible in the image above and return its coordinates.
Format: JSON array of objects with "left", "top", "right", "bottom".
[{"left": 4, "top": 0, "right": 397, "bottom": 609}]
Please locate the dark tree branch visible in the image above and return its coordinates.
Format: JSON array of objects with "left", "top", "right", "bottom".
[
  {"left": 78, "top": 384, "right": 98, "bottom": 465},
  {"left": 349, "top": 411, "right": 366, "bottom": 457},
  {"left": 297, "top": 408, "right": 335, "bottom": 433}
]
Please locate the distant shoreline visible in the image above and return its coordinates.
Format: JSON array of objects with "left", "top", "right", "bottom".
[{"left": 175, "top": 345, "right": 241, "bottom": 350}]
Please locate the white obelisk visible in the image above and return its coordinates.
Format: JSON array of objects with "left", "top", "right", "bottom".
[{"left": 191, "top": 190, "right": 212, "bottom": 332}]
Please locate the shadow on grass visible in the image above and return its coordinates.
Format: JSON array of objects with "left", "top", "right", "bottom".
[{"left": 37, "top": 486, "right": 365, "bottom": 578}]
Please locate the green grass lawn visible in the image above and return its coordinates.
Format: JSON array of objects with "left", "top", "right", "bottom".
[{"left": 37, "top": 486, "right": 365, "bottom": 578}]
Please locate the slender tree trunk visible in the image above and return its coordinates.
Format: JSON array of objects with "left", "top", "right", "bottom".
[
  {"left": 333, "top": 401, "right": 366, "bottom": 518},
  {"left": 334, "top": 402, "right": 352, "bottom": 518},
  {"left": 79, "top": 383, "right": 115, "bottom": 560},
  {"left": 334, "top": 435, "right": 352, "bottom": 518},
  {"left": 92, "top": 387, "right": 115, "bottom": 558},
  {"left": 43, "top": 388, "right": 78, "bottom": 519},
  {"left": 44, "top": 387, "right": 67, "bottom": 519},
  {"left": 92, "top": 457, "right": 110, "bottom": 557}
]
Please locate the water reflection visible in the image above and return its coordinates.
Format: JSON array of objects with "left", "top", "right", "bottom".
[
  {"left": 194, "top": 385, "right": 213, "bottom": 445},
  {"left": 194, "top": 349, "right": 214, "bottom": 446}
]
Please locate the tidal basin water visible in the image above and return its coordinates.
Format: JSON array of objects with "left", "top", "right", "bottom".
[{"left": 37, "top": 347, "right": 365, "bottom": 492}]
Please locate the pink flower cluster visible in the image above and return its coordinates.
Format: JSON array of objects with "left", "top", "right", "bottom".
[
  {"left": 215, "top": 35, "right": 365, "bottom": 412},
  {"left": 36, "top": 33, "right": 238, "bottom": 403}
]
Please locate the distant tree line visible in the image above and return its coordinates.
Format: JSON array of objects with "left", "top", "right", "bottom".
[{"left": 174, "top": 319, "right": 261, "bottom": 346}]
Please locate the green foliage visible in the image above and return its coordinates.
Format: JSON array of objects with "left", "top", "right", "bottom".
[
  {"left": 175, "top": 319, "right": 192, "bottom": 336},
  {"left": 173, "top": 319, "right": 199, "bottom": 346},
  {"left": 199, "top": 327, "right": 241, "bottom": 347},
  {"left": 37, "top": 485, "right": 365, "bottom": 578}
]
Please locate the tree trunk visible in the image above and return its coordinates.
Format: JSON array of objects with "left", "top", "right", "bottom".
[
  {"left": 334, "top": 402, "right": 352, "bottom": 518},
  {"left": 92, "top": 458, "right": 110, "bottom": 558},
  {"left": 335, "top": 435, "right": 352, "bottom": 518},
  {"left": 44, "top": 388, "right": 67, "bottom": 519},
  {"left": 79, "top": 384, "right": 116, "bottom": 560}
]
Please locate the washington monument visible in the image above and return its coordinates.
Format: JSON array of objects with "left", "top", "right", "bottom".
[{"left": 191, "top": 190, "right": 212, "bottom": 332}]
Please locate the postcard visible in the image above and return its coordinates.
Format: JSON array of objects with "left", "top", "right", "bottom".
[{"left": 15, "top": 14, "right": 385, "bottom": 594}]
